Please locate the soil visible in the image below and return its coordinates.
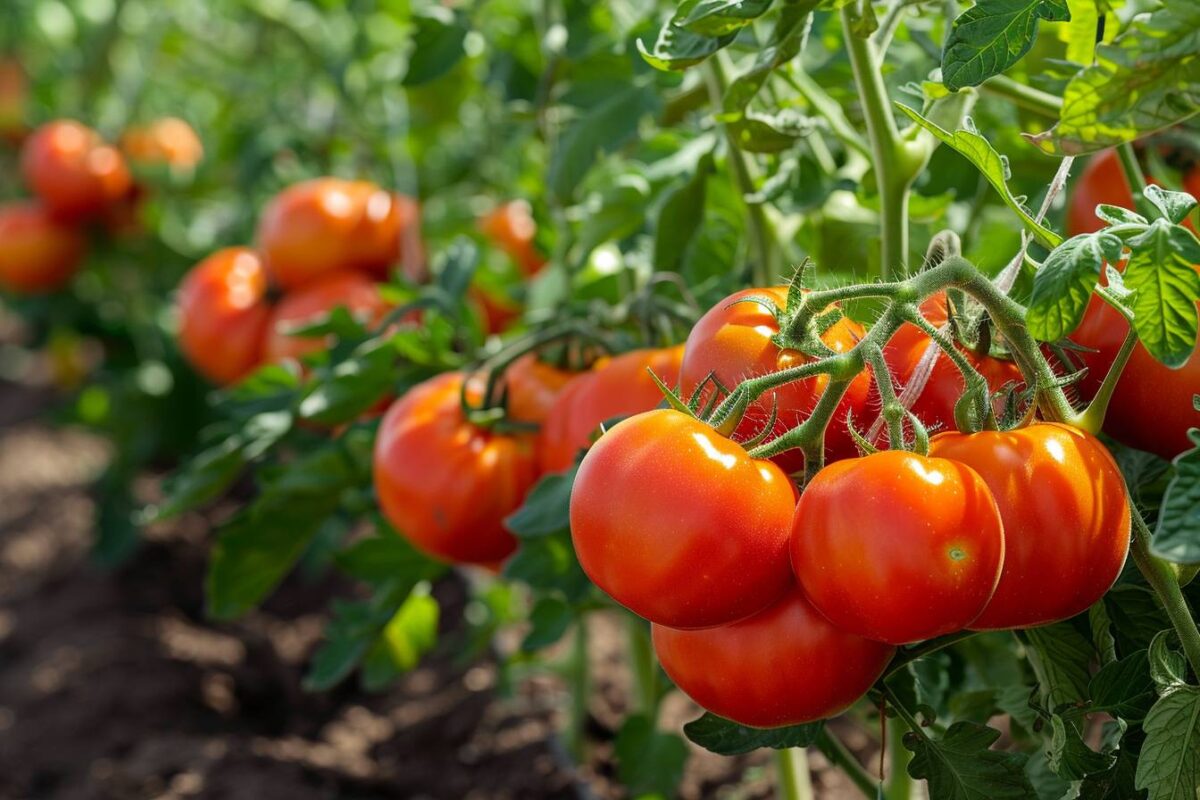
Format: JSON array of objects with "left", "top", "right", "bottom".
[{"left": 0, "top": 379, "right": 873, "bottom": 799}]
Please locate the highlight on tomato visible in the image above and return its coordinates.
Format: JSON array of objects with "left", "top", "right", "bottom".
[
  {"left": 679, "top": 287, "right": 872, "bottom": 474},
  {"left": 263, "top": 270, "right": 390, "bottom": 364},
  {"left": 652, "top": 588, "right": 895, "bottom": 728},
  {"left": 929, "top": 423, "right": 1130, "bottom": 630},
  {"left": 0, "top": 202, "right": 87, "bottom": 294},
  {"left": 20, "top": 119, "right": 133, "bottom": 220},
  {"left": 373, "top": 372, "right": 539, "bottom": 566},
  {"left": 120, "top": 117, "right": 204, "bottom": 170},
  {"left": 175, "top": 247, "right": 271, "bottom": 385},
  {"left": 791, "top": 449, "right": 1004, "bottom": 645},
  {"left": 539, "top": 345, "right": 684, "bottom": 473},
  {"left": 569, "top": 408, "right": 796, "bottom": 630},
  {"left": 479, "top": 200, "right": 546, "bottom": 277}
]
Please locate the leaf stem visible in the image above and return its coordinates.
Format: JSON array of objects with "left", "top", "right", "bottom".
[
  {"left": 816, "top": 728, "right": 878, "bottom": 798},
  {"left": 980, "top": 76, "right": 1063, "bottom": 119},
  {"left": 775, "top": 747, "right": 816, "bottom": 800},
  {"left": 1129, "top": 505, "right": 1200, "bottom": 678},
  {"left": 781, "top": 67, "right": 872, "bottom": 160},
  {"left": 1074, "top": 325, "right": 1138, "bottom": 434},
  {"left": 884, "top": 718, "right": 913, "bottom": 800}
]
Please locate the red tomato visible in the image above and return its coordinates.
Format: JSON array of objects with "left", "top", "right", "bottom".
[
  {"left": 21, "top": 120, "right": 133, "bottom": 220},
  {"left": 882, "top": 292, "right": 1025, "bottom": 435},
  {"left": 120, "top": 117, "right": 204, "bottom": 169},
  {"left": 1066, "top": 149, "right": 1196, "bottom": 235},
  {"left": 469, "top": 285, "right": 522, "bottom": 336},
  {"left": 0, "top": 202, "right": 86, "bottom": 293},
  {"left": 539, "top": 345, "right": 684, "bottom": 473},
  {"left": 929, "top": 423, "right": 1130, "bottom": 630},
  {"left": 374, "top": 372, "right": 538, "bottom": 565},
  {"left": 791, "top": 449, "right": 1004, "bottom": 644},
  {"left": 479, "top": 200, "right": 546, "bottom": 277},
  {"left": 263, "top": 271, "right": 390, "bottom": 363},
  {"left": 652, "top": 588, "right": 895, "bottom": 727},
  {"left": 257, "top": 178, "right": 419, "bottom": 289},
  {"left": 176, "top": 248, "right": 271, "bottom": 384},
  {"left": 680, "top": 287, "right": 872, "bottom": 474},
  {"left": 500, "top": 353, "right": 576, "bottom": 425},
  {"left": 570, "top": 409, "right": 797, "bottom": 629}
]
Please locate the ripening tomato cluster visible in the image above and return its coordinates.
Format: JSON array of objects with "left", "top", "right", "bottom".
[{"left": 566, "top": 289, "right": 1134, "bottom": 729}]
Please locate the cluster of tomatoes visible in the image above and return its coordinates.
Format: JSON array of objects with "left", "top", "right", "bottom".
[{"left": 0, "top": 115, "right": 203, "bottom": 295}]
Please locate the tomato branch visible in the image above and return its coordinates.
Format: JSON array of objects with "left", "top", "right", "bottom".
[
  {"left": 1129, "top": 505, "right": 1200, "bottom": 677},
  {"left": 816, "top": 728, "right": 878, "bottom": 799}
]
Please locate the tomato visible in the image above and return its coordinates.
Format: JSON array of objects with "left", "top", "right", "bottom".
[
  {"left": 120, "top": 117, "right": 204, "bottom": 169},
  {"left": 479, "top": 200, "right": 546, "bottom": 277},
  {"left": 882, "top": 292, "right": 1025, "bottom": 435},
  {"left": 652, "top": 588, "right": 894, "bottom": 727},
  {"left": 680, "top": 287, "right": 872, "bottom": 474},
  {"left": 176, "top": 247, "right": 271, "bottom": 384},
  {"left": 791, "top": 449, "right": 1004, "bottom": 644},
  {"left": 1067, "top": 149, "right": 1197, "bottom": 235},
  {"left": 257, "top": 178, "right": 418, "bottom": 289},
  {"left": 263, "top": 271, "right": 390, "bottom": 363},
  {"left": 374, "top": 372, "right": 538, "bottom": 565},
  {"left": 539, "top": 345, "right": 684, "bottom": 473},
  {"left": 21, "top": 120, "right": 133, "bottom": 221},
  {"left": 0, "top": 202, "right": 86, "bottom": 294},
  {"left": 500, "top": 353, "right": 576, "bottom": 425},
  {"left": 928, "top": 423, "right": 1130, "bottom": 630},
  {"left": 570, "top": 409, "right": 796, "bottom": 629},
  {"left": 469, "top": 285, "right": 522, "bottom": 335}
]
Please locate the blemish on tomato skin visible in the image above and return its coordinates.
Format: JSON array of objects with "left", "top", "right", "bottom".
[{"left": 947, "top": 547, "right": 967, "bottom": 562}]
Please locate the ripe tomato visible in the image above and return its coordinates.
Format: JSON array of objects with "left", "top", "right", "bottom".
[
  {"left": 257, "top": 178, "right": 418, "bottom": 289},
  {"left": 791, "top": 449, "right": 1004, "bottom": 644},
  {"left": 263, "top": 271, "right": 390, "bottom": 363},
  {"left": 500, "top": 353, "right": 575, "bottom": 425},
  {"left": 882, "top": 292, "right": 1025, "bottom": 435},
  {"left": 120, "top": 117, "right": 204, "bottom": 169},
  {"left": 570, "top": 409, "right": 796, "bottom": 629},
  {"left": 469, "top": 285, "right": 522, "bottom": 336},
  {"left": 680, "top": 287, "right": 871, "bottom": 474},
  {"left": 929, "top": 423, "right": 1130, "bottom": 630},
  {"left": 176, "top": 247, "right": 271, "bottom": 384},
  {"left": 374, "top": 372, "right": 538, "bottom": 565},
  {"left": 479, "top": 200, "right": 546, "bottom": 277},
  {"left": 21, "top": 120, "right": 133, "bottom": 221},
  {"left": 1067, "top": 148, "right": 1197, "bottom": 235},
  {"left": 652, "top": 588, "right": 894, "bottom": 727},
  {"left": 539, "top": 345, "right": 684, "bottom": 473},
  {"left": 0, "top": 202, "right": 86, "bottom": 293}
]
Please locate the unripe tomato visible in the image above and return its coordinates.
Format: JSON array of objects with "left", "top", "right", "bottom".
[
  {"left": 21, "top": 120, "right": 132, "bottom": 220},
  {"left": 176, "top": 248, "right": 271, "bottom": 385},
  {"left": 570, "top": 409, "right": 796, "bottom": 629},
  {"left": 792, "top": 449, "right": 1004, "bottom": 645},
  {"left": 374, "top": 372, "right": 538, "bottom": 565},
  {"left": 680, "top": 287, "right": 872, "bottom": 474},
  {"left": 652, "top": 588, "right": 895, "bottom": 728},
  {"left": 501, "top": 353, "right": 576, "bottom": 425},
  {"left": 929, "top": 423, "right": 1130, "bottom": 630},
  {"left": 539, "top": 345, "right": 684, "bottom": 473},
  {"left": 0, "top": 202, "right": 86, "bottom": 293},
  {"left": 882, "top": 292, "right": 1025, "bottom": 434},
  {"left": 263, "top": 271, "right": 390, "bottom": 363},
  {"left": 257, "top": 178, "right": 417, "bottom": 289},
  {"left": 479, "top": 200, "right": 546, "bottom": 277},
  {"left": 120, "top": 117, "right": 204, "bottom": 169}
]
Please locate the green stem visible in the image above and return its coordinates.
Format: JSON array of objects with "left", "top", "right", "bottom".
[
  {"left": 885, "top": 630, "right": 979, "bottom": 678},
  {"left": 1116, "top": 141, "right": 1149, "bottom": 195},
  {"left": 884, "top": 718, "right": 913, "bottom": 800},
  {"left": 980, "top": 75, "right": 1063, "bottom": 119},
  {"left": 775, "top": 748, "right": 816, "bottom": 800},
  {"left": 1130, "top": 507, "right": 1200, "bottom": 678},
  {"left": 625, "top": 614, "right": 658, "bottom": 718},
  {"left": 1074, "top": 325, "right": 1138, "bottom": 434},
  {"left": 564, "top": 619, "right": 590, "bottom": 761},
  {"left": 817, "top": 729, "right": 878, "bottom": 798},
  {"left": 902, "top": 309, "right": 997, "bottom": 432},
  {"left": 782, "top": 68, "right": 872, "bottom": 160},
  {"left": 865, "top": 345, "right": 906, "bottom": 447}
]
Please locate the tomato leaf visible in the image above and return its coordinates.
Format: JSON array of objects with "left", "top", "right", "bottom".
[
  {"left": 503, "top": 533, "right": 592, "bottom": 601},
  {"left": 360, "top": 587, "right": 439, "bottom": 691},
  {"left": 683, "top": 712, "right": 823, "bottom": 755},
  {"left": 1153, "top": 433, "right": 1200, "bottom": 565},
  {"left": 1049, "top": 715, "right": 1117, "bottom": 780},
  {"left": 402, "top": 8, "right": 468, "bottom": 87},
  {"left": 615, "top": 713, "right": 689, "bottom": 797},
  {"left": 1134, "top": 686, "right": 1200, "bottom": 800},
  {"left": 941, "top": 0, "right": 1070, "bottom": 91},
  {"left": 656, "top": 150, "right": 713, "bottom": 271},
  {"left": 1123, "top": 221, "right": 1200, "bottom": 368},
  {"left": 1027, "top": 3, "right": 1200, "bottom": 155},
  {"left": 506, "top": 466, "right": 577, "bottom": 539},
  {"left": 1148, "top": 630, "right": 1189, "bottom": 694},
  {"left": 298, "top": 340, "right": 398, "bottom": 425},
  {"left": 1090, "top": 649, "right": 1157, "bottom": 721},
  {"left": 148, "top": 435, "right": 250, "bottom": 522},
  {"left": 521, "top": 596, "right": 574, "bottom": 652},
  {"left": 1096, "top": 205, "right": 1148, "bottom": 227},
  {"left": 896, "top": 105, "right": 1062, "bottom": 249},
  {"left": 335, "top": 523, "right": 445, "bottom": 586},
  {"left": 675, "top": 0, "right": 775, "bottom": 36},
  {"left": 1078, "top": 736, "right": 1145, "bottom": 800},
  {"left": 1024, "top": 623, "right": 1094, "bottom": 711},
  {"left": 904, "top": 720, "right": 1035, "bottom": 798},
  {"left": 1028, "top": 232, "right": 1123, "bottom": 342},
  {"left": 1144, "top": 186, "right": 1200, "bottom": 226},
  {"left": 637, "top": 23, "right": 735, "bottom": 72}
]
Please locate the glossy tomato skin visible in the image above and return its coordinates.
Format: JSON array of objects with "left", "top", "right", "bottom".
[
  {"left": 21, "top": 120, "right": 132, "bottom": 220},
  {"left": 882, "top": 292, "right": 1025, "bottom": 435},
  {"left": 570, "top": 408, "right": 797, "bottom": 629},
  {"left": 374, "top": 372, "right": 538, "bottom": 565},
  {"left": 176, "top": 247, "right": 271, "bottom": 385},
  {"left": 502, "top": 353, "right": 576, "bottom": 425},
  {"left": 120, "top": 117, "right": 204, "bottom": 169},
  {"left": 652, "top": 588, "right": 894, "bottom": 728},
  {"left": 680, "top": 287, "right": 871, "bottom": 475},
  {"left": 792, "top": 449, "right": 1004, "bottom": 645},
  {"left": 257, "top": 178, "right": 418, "bottom": 289},
  {"left": 929, "top": 423, "right": 1130, "bottom": 630},
  {"left": 479, "top": 200, "right": 545, "bottom": 277},
  {"left": 539, "top": 346, "right": 684, "bottom": 473},
  {"left": 263, "top": 271, "right": 389, "bottom": 363},
  {"left": 0, "top": 202, "right": 86, "bottom": 293}
]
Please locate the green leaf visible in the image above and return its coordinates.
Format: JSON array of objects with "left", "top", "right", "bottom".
[
  {"left": 521, "top": 596, "right": 574, "bottom": 652},
  {"left": 1059, "top": 0, "right": 1098, "bottom": 66},
  {"left": 304, "top": 581, "right": 411, "bottom": 691},
  {"left": 1096, "top": 205, "right": 1148, "bottom": 227},
  {"left": 151, "top": 437, "right": 248, "bottom": 521},
  {"left": 1123, "top": 222, "right": 1200, "bottom": 367},
  {"left": 503, "top": 532, "right": 591, "bottom": 601},
  {"left": 683, "top": 712, "right": 823, "bottom": 756},
  {"left": 655, "top": 151, "right": 713, "bottom": 271},
  {"left": 505, "top": 466, "right": 577, "bottom": 539},
  {"left": 1148, "top": 630, "right": 1189, "bottom": 693},
  {"left": 1048, "top": 715, "right": 1117, "bottom": 780},
  {"left": 361, "top": 586, "right": 439, "bottom": 689},
  {"left": 1027, "top": 3, "right": 1200, "bottom": 155},
  {"left": 615, "top": 714, "right": 689, "bottom": 798},
  {"left": 637, "top": 24, "right": 735, "bottom": 72},
  {"left": 905, "top": 720, "right": 1035, "bottom": 798},
  {"left": 1090, "top": 650, "right": 1157, "bottom": 721},
  {"left": 1145, "top": 186, "right": 1200, "bottom": 226},
  {"left": 1028, "top": 232, "right": 1124, "bottom": 341},
  {"left": 402, "top": 8, "right": 467, "bottom": 87},
  {"left": 896, "top": 105, "right": 1063, "bottom": 249},
  {"left": 298, "top": 340, "right": 397, "bottom": 426},
  {"left": 941, "top": 0, "right": 1070, "bottom": 91},
  {"left": 1134, "top": 686, "right": 1200, "bottom": 800},
  {"left": 334, "top": 527, "right": 445, "bottom": 586},
  {"left": 1153, "top": 436, "right": 1200, "bottom": 564},
  {"left": 1079, "top": 736, "right": 1146, "bottom": 800},
  {"left": 1025, "top": 623, "right": 1094, "bottom": 710},
  {"left": 675, "top": 0, "right": 775, "bottom": 36}
]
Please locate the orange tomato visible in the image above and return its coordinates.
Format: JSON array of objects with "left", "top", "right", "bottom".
[
  {"left": 263, "top": 271, "right": 390, "bottom": 363},
  {"left": 21, "top": 120, "right": 133, "bottom": 220},
  {"left": 479, "top": 200, "right": 546, "bottom": 277},
  {"left": 176, "top": 248, "right": 271, "bottom": 384},
  {"left": 499, "top": 353, "right": 576, "bottom": 425},
  {"left": 0, "top": 202, "right": 86, "bottom": 293},
  {"left": 120, "top": 117, "right": 204, "bottom": 169}
]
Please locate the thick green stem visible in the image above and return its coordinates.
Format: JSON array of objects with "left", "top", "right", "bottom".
[
  {"left": 817, "top": 729, "right": 878, "bottom": 798},
  {"left": 1130, "top": 508, "right": 1200, "bottom": 678},
  {"left": 564, "top": 619, "right": 590, "bottom": 760},
  {"left": 625, "top": 614, "right": 658, "bottom": 718},
  {"left": 1075, "top": 325, "right": 1138, "bottom": 434},
  {"left": 885, "top": 630, "right": 978, "bottom": 678},
  {"left": 865, "top": 345, "right": 906, "bottom": 447},
  {"left": 884, "top": 719, "right": 913, "bottom": 800},
  {"left": 902, "top": 309, "right": 997, "bottom": 431},
  {"left": 980, "top": 76, "right": 1063, "bottom": 119},
  {"left": 775, "top": 748, "right": 816, "bottom": 800}
]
